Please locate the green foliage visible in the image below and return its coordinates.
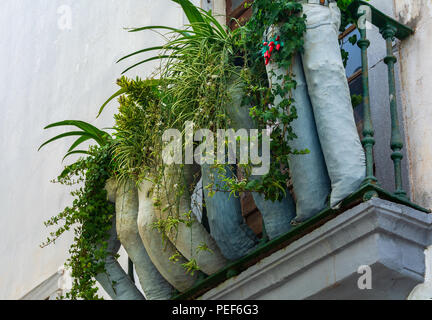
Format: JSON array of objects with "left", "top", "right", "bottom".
[
  {"left": 41, "top": 143, "right": 116, "bottom": 299},
  {"left": 117, "top": 0, "right": 306, "bottom": 201},
  {"left": 40, "top": 0, "right": 367, "bottom": 296},
  {"left": 118, "top": 0, "right": 235, "bottom": 74},
  {"left": 38, "top": 120, "right": 112, "bottom": 161},
  {"left": 208, "top": 0, "right": 364, "bottom": 202},
  {"left": 112, "top": 1, "right": 240, "bottom": 274},
  {"left": 205, "top": 0, "right": 307, "bottom": 202},
  {"left": 118, "top": 0, "right": 239, "bottom": 132},
  {"left": 39, "top": 120, "right": 116, "bottom": 299},
  {"left": 351, "top": 94, "right": 363, "bottom": 108},
  {"left": 181, "top": 259, "right": 200, "bottom": 276},
  {"left": 112, "top": 76, "right": 167, "bottom": 184}
]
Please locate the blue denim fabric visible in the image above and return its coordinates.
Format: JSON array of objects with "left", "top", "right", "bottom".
[
  {"left": 301, "top": 3, "right": 366, "bottom": 208},
  {"left": 201, "top": 163, "right": 259, "bottom": 260},
  {"left": 226, "top": 75, "right": 297, "bottom": 239},
  {"left": 273, "top": 53, "right": 331, "bottom": 223}
]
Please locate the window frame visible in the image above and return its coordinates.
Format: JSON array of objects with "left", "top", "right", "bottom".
[
  {"left": 339, "top": 24, "right": 363, "bottom": 83},
  {"left": 226, "top": 0, "right": 253, "bottom": 29}
]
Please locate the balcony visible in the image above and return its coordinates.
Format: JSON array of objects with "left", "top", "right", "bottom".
[{"left": 169, "top": 0, "right": 432, "bottom": 300}]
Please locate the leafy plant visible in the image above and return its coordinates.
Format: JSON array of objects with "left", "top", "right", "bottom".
[
  {"left": 113, "top": 0, "right": 239, "bottom": 273},
  {"left": 41, "top": 142, "right": 116, "bottom": 300},
  {"left": 181, "top": 258, "right": 200, "bottom": 276},
  {"left": 117, "top": 0, "right": 240, "bottom": 132},
  {"left": 39, "top": 119, "right": 116, "bottom": 299},
  {"left": 39, "top": 1, "right": 367, "bottom": 299},
  {"left": 213, "top": 0, "right": 367, "bottom": 201},
  {"left": 200, "top": 0, "right": 308, "bottom": 202},
  {"left": 38, "top": 120, "right": 112, "bottom": 161},
  {"left": 111, "top": 76, "right": 168, "bottom": 185}
]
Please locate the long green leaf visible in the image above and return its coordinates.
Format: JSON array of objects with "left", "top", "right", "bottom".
[
  {"left": 171, "top": 0, "right": 206, "bottom": 29},
  {"left": 62, "top": 150, "right": 90, "bottom": 162},
  {"left": 97, "top": 87, "right": 127, "bottom": 117},
  {"left": 68, "top": 135, "right": 92, "bottom": 152},
  {"left": 121, "top": 55, "right": 172, "bottom": 74},
  {"left": 116, "top": 46, "right": 173, "bottom": 63},
  {"left": 128, "top": 25, "right": 192, "bottom": 37},
  {"left": 38, "top": 131, "right": 96, "bottom": 151},
  {"left": 44, "top": 120, "right": 106, "bottom": 144}
]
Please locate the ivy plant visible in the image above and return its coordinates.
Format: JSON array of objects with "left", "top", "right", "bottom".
[{"left": 40, "top": 128, "right": 116, "bottom": 299}]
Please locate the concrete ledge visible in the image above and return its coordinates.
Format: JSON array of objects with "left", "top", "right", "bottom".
[
  {"left": 20, "top": 271, "right": 62, "bottom": 300},
  {"left": 200, "top": 198, "right": 432, "bottom": 300}
]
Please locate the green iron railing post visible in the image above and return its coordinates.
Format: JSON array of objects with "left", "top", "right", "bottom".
[
  {"left": 380, "top": 25, "right": 407, "bottom": 198},
  {"left": 358, "top": 24, "right": 377, "bottom": 186}
]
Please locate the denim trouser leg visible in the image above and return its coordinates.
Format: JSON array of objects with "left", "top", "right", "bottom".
[
  {"left": 226, "top": 74, "right": 297, "bottom": 238},
  {"left": 115, "top": 180, "right": 174, "bottom": 300},
  {"left": 301, "top": 3, "right": 366, "bottom": 207},
  {"left": 251, "top": 187, "right": 296, "bottom": 238},
  {"left": 265, "top": 24, "right": 331, "bottom": 223},
  {"left": 201, "top": 163, "right": 259, "bottom": 261}
]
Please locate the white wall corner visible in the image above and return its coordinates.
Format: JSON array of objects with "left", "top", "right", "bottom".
[{"left": 408, "top": 246, "right": 432, "bottom": 300}]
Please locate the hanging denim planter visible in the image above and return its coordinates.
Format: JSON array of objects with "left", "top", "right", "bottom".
[
  {"left": 226, "top": 73, "right": 297, "bottom": 239},
  {"left": 201, "top": 163, "right": 259, "bottom": 260},
  {"left": 158, "top": 165, "right": 228, "bottom": 275},
  {"left": 136, "top": 177, "right": 198, "bottom": 292},
  {"left": 114, "top": 179, "right": 175, "bottom": 300}
]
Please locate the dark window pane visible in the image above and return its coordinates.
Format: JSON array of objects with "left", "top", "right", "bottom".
[
  {"left": 349, "top": 74, "right": 364, "bottom": 139},
  {"left": 231, "top": 0, "right": 244, "bottom": 11},
  {"left": 341, "top": 27, "right": 362, "bottom": 78}
]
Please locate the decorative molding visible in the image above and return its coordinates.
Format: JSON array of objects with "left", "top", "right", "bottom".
[{"left": 20, "top": 267, "right": 71, "bottom": 300}]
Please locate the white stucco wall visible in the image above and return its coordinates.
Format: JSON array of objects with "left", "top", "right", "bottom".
[
  {"left": 0, "top": 0, "right": 184, "bottom": 299},
  {"left": 395, "top": 0, "right": 432, "bottom": 210}
]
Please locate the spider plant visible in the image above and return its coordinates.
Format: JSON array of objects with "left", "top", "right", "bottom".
[
  {"left": 107, "top": 0, "right": 244, "bottom": 178},
  {"left": 98, "top": 0, "right": 242, "bottom": 122},
  {"left": 117, "top": 0, "right": 237, "bottom": 74},
  {"left": 38, "top": 120, "right": 112, "bottom": 161}
]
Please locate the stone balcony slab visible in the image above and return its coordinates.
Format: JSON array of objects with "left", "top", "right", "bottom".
[{"left": 200, "top": 198, "right": 432, "bottom": 300}]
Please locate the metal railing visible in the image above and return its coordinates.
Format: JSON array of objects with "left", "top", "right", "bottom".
[{"left": 350, "top": 0, "right": 413, "bottom": 199}]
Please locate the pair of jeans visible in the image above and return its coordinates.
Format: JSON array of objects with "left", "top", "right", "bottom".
[{"left": 265, "top": 3, "right": 365, "bottom": 224}]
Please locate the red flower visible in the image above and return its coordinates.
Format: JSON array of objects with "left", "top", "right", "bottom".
[{"left": 276, "top": 44, "right": 281, "bottom": 51}]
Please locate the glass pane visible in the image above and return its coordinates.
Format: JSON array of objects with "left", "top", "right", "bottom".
[
  {"left": 340, "top": 28, "right": 362, "bottom": 78},
  {"left": 231, "top": 0, "right": 244, "bottom": 11}
]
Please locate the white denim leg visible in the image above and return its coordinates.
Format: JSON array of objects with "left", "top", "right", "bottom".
[
  {"left": 301, "top": 3, "right": 366, "bottom": 207},
  {"left": 116, "top": 179, "right": 174, "bottom": 300}
]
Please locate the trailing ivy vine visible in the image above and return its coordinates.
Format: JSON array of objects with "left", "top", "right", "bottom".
[{"left": 41, "top": 143, "right": 116, "bottom": 299}]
